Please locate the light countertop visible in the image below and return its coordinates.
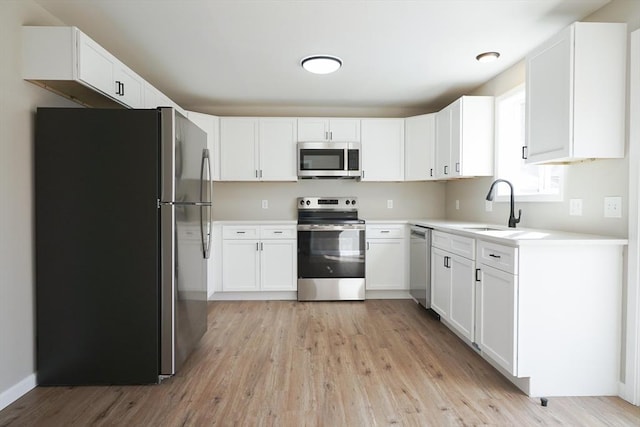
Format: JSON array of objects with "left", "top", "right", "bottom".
[{"left": 408, "top": 219, "right": 628, "bottom": 247}]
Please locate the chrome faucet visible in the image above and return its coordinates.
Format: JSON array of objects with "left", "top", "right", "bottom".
[{"left": 486, "top": 179, "right": 521, "bottom": 228}]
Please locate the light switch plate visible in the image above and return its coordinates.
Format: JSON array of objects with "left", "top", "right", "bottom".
[
  {"left": 387, "top": 200, "right": 393, "bottom": 209},
  {"left": 262, "top": 200, "right": 268, "bottom": 209},
  {"left": 604, "top": 196, "right": 622, "bottom": 218},
  {"left": 569, "top": 198, "right": 583, "bottom": 216},
  {"left": 485, "top": 200, "right": 493, "bottom": 212},
  {"left": 455, "top": 200, "right": 460, "bottom": 210}
]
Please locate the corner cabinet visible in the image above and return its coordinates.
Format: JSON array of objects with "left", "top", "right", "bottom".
[
  {"left": 297, "top": 118, "right": 360, "bottom": 142},
  {"left": 219, "top": 117, "right": 297, "bottom": 181},
  {"left": 405, "top": 113, "right": 436, "bottom": 181},
  {"left": 186, "top": 111, "right": 221, "bottom": 181},
  {"left": 23, "top": 26, "right": 147, "bottom": 108},
  {"left": 221, "top": 225, "right": 297, "bottom": 292},
  {"left": 524, "top": 22, "right": 627, "bottom": 164},
  {"left": 361, "top": 119, "right": 405, "bottom": 181},
  {"left": 434, "top": 96, "right": 494, "bottom": 180}
]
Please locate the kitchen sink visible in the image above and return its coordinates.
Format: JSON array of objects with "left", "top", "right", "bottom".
[{"left": 463, "top": 226, "right": 505, "bottom": 231}]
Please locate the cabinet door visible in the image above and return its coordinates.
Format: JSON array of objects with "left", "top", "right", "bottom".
[
  {"left": 449, "top": 254, "right": 475, "bottom": 341},
  {"left": 261, "top": 240, "right": 297, "bottom": 291},
  {"left": 435, "top": 106, "right": 451, "bottom": 179},
  {"left": 476, "top": 265, "right": 518, "bottom": 375},
  {"left": 405, "top": 114, "right": 436, "bottom": 181},
  {"left": 77, "top": 31, "right": 116, "bottom": 98},
  {"left": 114, "top": 65, "right": 144, "bottom": 108},
  {"left": 259, "top": 118, "right": 297, "bottom": 181},
  {"left": 220, "top": 118, "right": 259, "bottom": 180},
  {"left": 329, "top": 119, "right": 360, "bottom": 142},
  {"left": 525, "top": 26, "right": 572, "bottom": 163},
  {"left": 449, "top": 99, "right": 463, "bottom": 178},
  {"left": 222, "top": 240, "right": 260, "bottom": 291},
  {"left": 361, "top": 119, "right": 405, "bottom": 181},
  {"left": 431, "top": 247, "right": 451, "bottom": 319},
  {"left": 365, "top": 239, "right": 406, "bottom": 290},
  {"left": 297, "top": 118, "right": 329, "bottom": 141}
]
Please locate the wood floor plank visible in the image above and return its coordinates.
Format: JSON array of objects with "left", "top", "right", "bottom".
[{"left": 1, "top": 299, "right": 640, "bottom": 426}]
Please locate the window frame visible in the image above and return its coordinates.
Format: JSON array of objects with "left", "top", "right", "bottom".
[{"left": 493, "top": 84, "right": 564, "bottom": 203}]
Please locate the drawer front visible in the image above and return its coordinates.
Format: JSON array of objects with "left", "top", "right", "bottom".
[
  {"left": 366, "top": 224, "right": 405, "bottom": 239},
  {"left": 477, "top": 240, "right": 518, "bottom": 274},
  {"left": 222, "top": 226, "right": 260, "bottom": 240},
  {"left": 260, "top": 225, "right": 297, "bottom": 239},
  {"left": 432, "top": 230, "right": 475, "bottom": 259}
]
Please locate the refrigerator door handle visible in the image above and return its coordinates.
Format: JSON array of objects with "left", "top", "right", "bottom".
[{"left": 200, "top": 148, "right": 213, "bottom": 259}]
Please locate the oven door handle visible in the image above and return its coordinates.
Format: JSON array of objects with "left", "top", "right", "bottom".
[{"left": 297, "top": 224, "right": 365, "bottom": 231}]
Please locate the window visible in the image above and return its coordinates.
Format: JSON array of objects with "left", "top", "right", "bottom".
[{"left": 494, "top": 84, "right": 564, "bottom": 201}]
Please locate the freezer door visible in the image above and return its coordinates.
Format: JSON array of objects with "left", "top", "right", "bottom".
[{"left": 160, "top": 108, "right": 209, "bottom": 204}]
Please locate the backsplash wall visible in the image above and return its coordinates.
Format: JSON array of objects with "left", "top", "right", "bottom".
[{"left": 212, "top": 180, "right": 446, "bottom": 221}]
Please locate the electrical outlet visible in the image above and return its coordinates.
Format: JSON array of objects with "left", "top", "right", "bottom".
[
  {"left": 455, "top": 200, "right": 460, "bottom": 210},
  {"left": 569, "top": 198, "right": 583, "bottom": 216},
  {"left": 485, "top": 200, "right": 493, "bottom": 212},
  {"left": 262, "top": 199, "right": 268, "bottom": 209},
  {"left": 604, "top": 196, "right": 622, "bottom": 218},
  {"left": 387, "top": 200, "right": 393, "bottom": 209}
]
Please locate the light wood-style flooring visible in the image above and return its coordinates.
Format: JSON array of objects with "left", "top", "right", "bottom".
[{"left": 1, "top": 300, "right": 639, "bottom": 426}]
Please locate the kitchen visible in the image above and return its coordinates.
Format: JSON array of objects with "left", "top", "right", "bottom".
[{"left": 2, "top": 0, "right": 640, "bottom": 425}]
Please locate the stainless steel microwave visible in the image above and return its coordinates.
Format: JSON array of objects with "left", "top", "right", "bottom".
[{"left": 297, "top": 142, "right": 361, "bottom": 178}]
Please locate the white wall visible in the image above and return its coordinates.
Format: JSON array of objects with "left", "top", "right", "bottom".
[
  {"left": 213, "top": 181, "right": 445, "bottom": 221},
  {"left": 0, "top": 0, "right": 79, "bottom": 410}
]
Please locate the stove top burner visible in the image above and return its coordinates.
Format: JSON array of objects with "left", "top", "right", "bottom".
[{"left": 297, "top": 197, "right": 362, "bottom": 224}]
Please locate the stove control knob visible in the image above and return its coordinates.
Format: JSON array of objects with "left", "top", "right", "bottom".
[
  {"left": 351, "top": 199, "right": 357, "bottom": 205},
  {"left": 306, "top": 200, "right": 311, "bottom": 205},
  {"left": 299, "top": 200, "right": 305, "bottom": 206},
  {"left": 345, "top": 200, "right": 350, "bottom": 205}
]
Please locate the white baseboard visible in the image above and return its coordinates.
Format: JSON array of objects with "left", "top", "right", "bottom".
[{"left": 0, "top": 373, "right": 36, "bottom": 411}]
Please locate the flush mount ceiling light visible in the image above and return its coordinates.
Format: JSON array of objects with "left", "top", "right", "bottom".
[
  {"left": 301, "top": 55, "right": 343, "bottom": 74},
  {"left": 475, "top": 51, "right": 501, "bottom": 63}
]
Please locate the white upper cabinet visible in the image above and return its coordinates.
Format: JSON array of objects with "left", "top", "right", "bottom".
[
  {"left": 186, "top": 111, "right": 221, "bottom": 181},
  {"left": 259, "top": 118, "right": 298, "bottom": 181},
  {"left": 22, "top": 26, "right": 178, "bottom": 111},
  {"left": 435, "top": 96, "right": 494, "bottom": 180},
  {"left": 360, "top": 118, "right": 405, "bottom": 181},
  {"left": 297, "top": 118, "right": 360, "bottom": 142},
  {"left": 405, "top": 113, "right": 436, "bottom": 181},
  {"left": 219, "top": 117, "right": 297, "bottom": 181},
  {"left": 525, "top": 22, "right": 626, "bottom": 164}
]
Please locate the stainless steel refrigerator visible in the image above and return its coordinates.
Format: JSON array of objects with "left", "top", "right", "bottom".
[{"left": 35, "top": 107, "right": 211, "bottom": 385}]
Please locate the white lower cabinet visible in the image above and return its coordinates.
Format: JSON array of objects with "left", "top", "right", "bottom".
[
  {"left": 430, "top": 231, "right": 475, "bottom": 342},
  {"left": 365, "top": 224, "right": 407, "bottom": 290},
  {"left": 222, "top": 225, "right": 296, "bottom": 292},
  {"left": 475, "top": 263, "right": 517, "bottom": 375}
]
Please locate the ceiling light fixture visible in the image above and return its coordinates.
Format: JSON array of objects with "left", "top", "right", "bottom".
[
  {"left": 301, "top": 55, "right": 342, "bottom": 74},
  {"left": 475, "top": 51, "right": 501, "bottom": 63}
]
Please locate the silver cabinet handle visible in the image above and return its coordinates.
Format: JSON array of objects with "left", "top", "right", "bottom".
[
  {"left": 489, "top": 253, "right": 502, "bottom": 259},
  {"left": 380, "top": 230, "right": 390, "bottom": 234},
  {"left": 455, "top": 162, "right": 460, "bottom": 173}
]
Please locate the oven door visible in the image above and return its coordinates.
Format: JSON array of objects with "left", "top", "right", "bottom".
[{"left": 297, "top": 223, "right": 366, "bottom": 300}]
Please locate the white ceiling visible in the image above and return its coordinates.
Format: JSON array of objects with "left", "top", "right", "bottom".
[{"left": 33, "top": 0, "right": 610, "bottom": 116}]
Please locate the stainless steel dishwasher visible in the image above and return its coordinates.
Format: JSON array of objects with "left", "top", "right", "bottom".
[{"left": 409, "top": 225, "right": 432, "bottom": 309}]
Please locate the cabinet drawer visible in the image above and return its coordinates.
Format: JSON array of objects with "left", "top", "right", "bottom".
[
  {"left": 477, "top": 240, "right": 518, "bottom": 274},
  {"left": 223, "top": 226, "right": 259, "bottom": 240},
  {"left": 366, "top": 224, "right": 404, "bottom": 239},
  {"left": 260, "top": 225, "right": 296, "bottom": 239},
  {"left": 432, "top": 231, "right": 475, "bottom": 259}
]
